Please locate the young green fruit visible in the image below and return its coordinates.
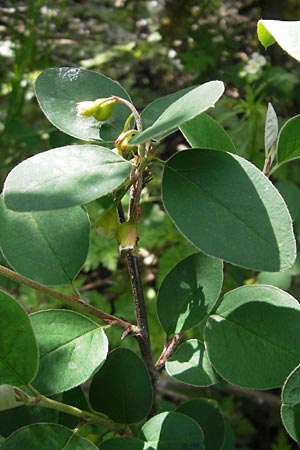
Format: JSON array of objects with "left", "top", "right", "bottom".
[{"left": 76, "top": 97, "right": 116, "bottom": 121}]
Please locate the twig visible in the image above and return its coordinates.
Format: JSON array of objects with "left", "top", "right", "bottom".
[
  {"left": 117, "top": 204, "right": 157, "bottom": 413},
  {"left": 19, "top": 385, "right": 121, "bottom": 432},
  {"left": 0, "top": 264, "right": 136, "bottom": 333},
  {"left": 155, "top": 333, "right": 182, "bottom": 371}
]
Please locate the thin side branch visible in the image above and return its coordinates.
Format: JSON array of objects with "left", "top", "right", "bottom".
[
  {"left": 155, "top": 333, "right": 182, "bottom": 371},
  {"left": 0, "top": 264, "right": 136, "bottom": 333},
  {"left": 19, "top": 386, "right": 120, "bottom": 432}
]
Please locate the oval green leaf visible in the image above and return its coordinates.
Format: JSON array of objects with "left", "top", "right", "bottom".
[
  {"left": 0, "top": 291, "right": 38, "bottom": 386},
  {"left": 281, "top": 363, "right": 300, "bottom": 442},
  {"left": 35, "top": 67, "right": 132, "bottom": 142},
  {"left": 157, "top": 253, "right": 223, "bottom": 335},
  {"left": 257, "top": 20, "right": 300, "bottom": 61},
  {"left": 140, "top": 411, "right": 205, "bottom": 450},
  {"left": 1, "top": 423, "right": 98, "bottom": 450},
  {"left": 0, "top": 198, "right": 90, "bottom": 285},
  {"left": 141, "top": 87, "right": 194, "bottom": 136},
  {"left": 31, "top": 309, "right": 108, "bottom": 395},
  {"left": 256, "top": 271, "right": 292, "bottom": 291},
  {"left": 162, "top": 149, "right": 296, "bottom": 272},
  {"left": 100, "top": 437, "right": 154, "bottom": 450},
  {"left": 89, "top": 348, "right": 153, "bottom": 424},
  {"left": 165, "top": 339, "right": 218, "bottom": 387},
  {"left": 180, "top": 114, "right": 236, "bottom": 152},
  {"left": 276, "top": 115, "right": 300, "bottom": 166},
  {"left": 3, "top": 145, "right": 131, "bottom": 212},
  {"left": 205, "top": 285, "right": 300, "bottom": 389},
  {"left": 177, "top": 399, "right": 225, "bottom": 450},
  {"left": 130, "top": 81, "right": 224, "bottom": 144}
]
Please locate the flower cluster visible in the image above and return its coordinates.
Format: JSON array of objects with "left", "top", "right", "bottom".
[{"left": 239, "top": 52, "right": 267, "bottom": 81}]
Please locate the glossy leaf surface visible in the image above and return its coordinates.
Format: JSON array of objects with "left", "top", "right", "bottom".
[
  {"left": 0, "top": 291, "right": 38, "bottom": 386},
  {"left": 35, "top": 67, "right": 131, "bottom": 142},
  {"left": 205, "top": 285, "right": 300, "bottom": 389},
  {"left": 140, "top": 411, "right": 205, "bottom": 450},
  {"left": 257, "top": 20, "right": 300, "bottom": 61},
  {"left": 281, "top": 363, "right": 300, "bottom": 442},
  {"left": 0, "top": 198, "right": 90, "bottom": 285},
  {"left": 177, "top": 399, "right": 225, "bottom": 450},
  {"left": 130, "top": 81, "right": 224, "bottom": 144},
  {"left": 162, "top": 149, "right": 296, "bottom": 271},
  {"left": 166, "top": 339, "right": 218, "bottom": 387},
  {"left": 157, "top": 253, "right": 222, "bottom": 335},
  {"left": 31, "top": 309, "right": 108, "bottom": 395},
  {"left": 277, "top": 115, "right": 300, "bottom": 165},
  {"left": 89, "top": 348, "right": 153, "bottom": 423},
  {"left": 180, "top": 114, "right": 236, "bottom": 152},
  {"left": 1, "top": 423, "right": 98, "bottom": 450},
  {"left": 3, "top": 145, "right": 131, "bottom": 211}
]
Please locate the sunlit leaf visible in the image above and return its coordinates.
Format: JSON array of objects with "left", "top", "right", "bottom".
[
  {"left": 162, "top": 149, "right": 296, "bottom": 271},
  {"left": 35, "top": 67, "right": 132, "bottom": 142},
  {"left": 0, "top": 198, "right": 90, "bottom": 285},
  {"left": 257, "top": 20, "right": 300, "bottom": 61},
  {"left": 31, "top": 310, "right": 108, "bottom": 395},
  {"left": 130, "top": 81, "right": 224, "bottom": 144},
  {"left": 205, "top": 285, "right": 300, "bottom": 389},
  {"left": 3, "top": 145, "right": 131, "bottom": 211}
]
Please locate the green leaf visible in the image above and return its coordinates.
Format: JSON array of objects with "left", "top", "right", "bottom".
[
  {"left": 0, "top": 198, "right": 90, "bottom": 285},
  {"left": 130, "top": 81, "right": 224, "bottom": 144},
  {"left": 140, "top": 411, "right": 205, "bottom": 450},
  {"left": 276, "top": 115, "right": 300, "bottom": 166},
  {"left": 220, "top": 419, "right": 235, "bottom": 450},
  {"left": 141, "top": 87, "right": 194, "bottom": 133},
  {"left": 3, "top": 145, "right": 131, "bottom": 212},
  {"left": 157, "top": 253, "right": 223, "bottom": 335},
  {"left": 58, "top": 386, "right": 90, "bottom": 428},
  {"left": 165, "top": 339, "right": 218, "bottom": 387},
  {"left": 177, "top": 399, "right": 225, "bottom": 450},
  {"left": 180, "top": 114, "right": 236, "bottom": 152},
  {"left": 89, "top": 348, "right": 153, "bottom": 423},
  {"left": 0, "top": 403, "right": 59, "bottom": 438},
  {"left": 0, "top": 423, "right": 98, "bottom": 449},
  {"left": 0, "top": 291, "right": 38, "bottom": 386},
  {"left": 100, "top": 437, "right": 154, "bottom": 450},
  {"left": 256, "top": 271, "right": 292, "bottom": 291},
  {"left": 31, "top": 309, "right": 108, "bottom": 395},
  {"left": 276, "top": 180, "right": 300, "bottom": 221},
  {"left": 205, "top": 285, "right": 300, "bottom": 389},
  {"left": 162, "top": 149, "right": 296, "bottom": 272},
  {"left": 257, "top": 20, "right": 300, "bottom": 61},
  {"left": 264, "top": 102, "right": 278, "bottom": 156},
  {"left": 35, "top": 67, "right": 132, "bottom": 142},
  {"left": 281, "top": 363, "right": 300, "bottom": 442}
]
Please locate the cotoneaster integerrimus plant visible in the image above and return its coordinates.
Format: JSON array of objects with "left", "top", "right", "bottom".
[{"left": 0, "top": 18, "right": 300, "bottom": 449}]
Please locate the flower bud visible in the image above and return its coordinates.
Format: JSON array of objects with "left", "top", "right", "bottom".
[{"left": 76, "top": 97, "right": 117, "bottom": 121}]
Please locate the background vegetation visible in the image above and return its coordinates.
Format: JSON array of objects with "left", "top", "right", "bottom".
[{"left": 1, "top": 1, "right": 300, "bottom": 448}]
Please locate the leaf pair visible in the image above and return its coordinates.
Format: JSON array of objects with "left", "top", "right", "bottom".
[{"left": 0, "top": 291, "right": 108, "bottom": 396}]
